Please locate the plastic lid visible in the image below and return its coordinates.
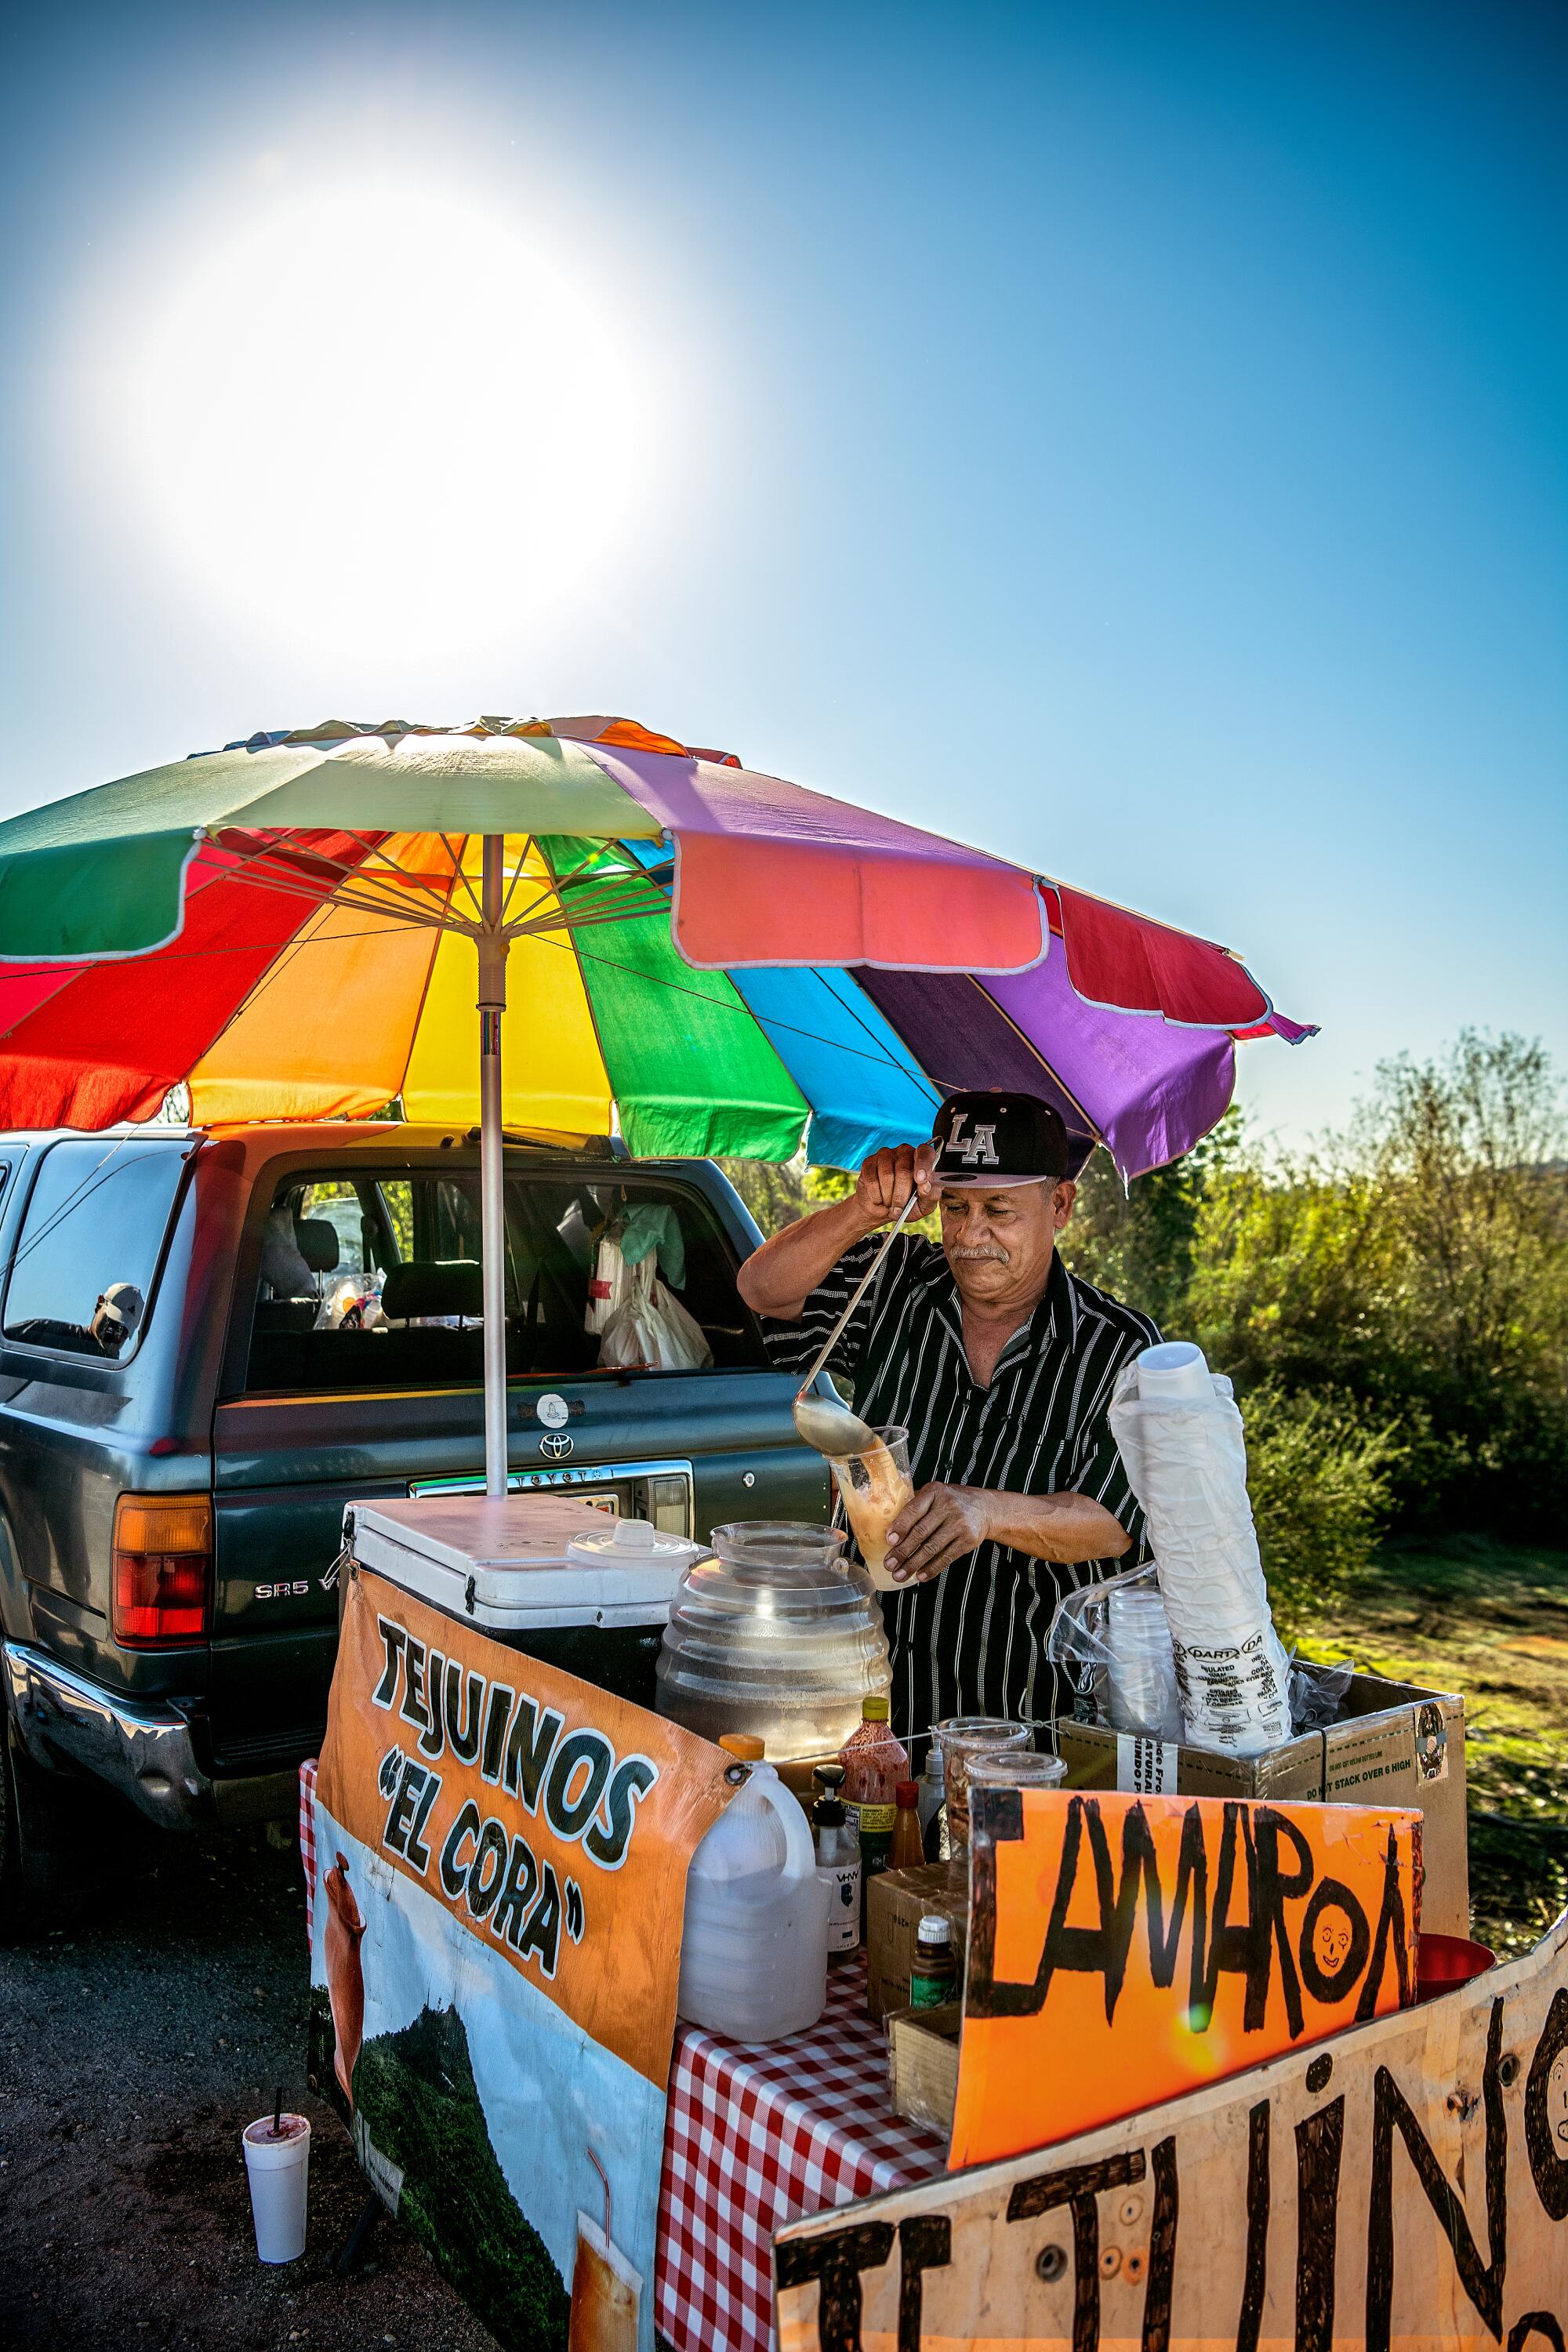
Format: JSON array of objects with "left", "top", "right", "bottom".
[
  {"left": 565, "top": 1517, "right": 706, "bottom": 1567},
  {"left": 916, "top": 1914, "right": 953, "bottom": 1947},
  {"left": 813, "top": 1793, "right": 846, "bottom": 1827},
  {"left": 861, "top": 1694, "right": 891, "bottom": 1722},
  {"left": 895, "top": 1780, "right": 919, "bottom": 1807},
  {"left": 718, "top": 1733, "right": 765, "bottom": 1760}
]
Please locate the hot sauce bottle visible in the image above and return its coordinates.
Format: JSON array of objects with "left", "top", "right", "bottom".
[
  {"left": 891, "top": 1779, "right": 925, "bottom": 1871},
  {"left": 839, "top": 1695, "right": 908, "bottom": 1931}
]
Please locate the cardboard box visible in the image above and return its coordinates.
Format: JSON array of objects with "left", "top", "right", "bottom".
[
  {"left": 1054, "top": 1668, "right": 1468, "bottom": 1936},
  {"left": 866, "top": 1860, "right": 968, "bottom": 2024},
  {"left": 887, "top": 2002, "right": 960, "bottom": 2138}
]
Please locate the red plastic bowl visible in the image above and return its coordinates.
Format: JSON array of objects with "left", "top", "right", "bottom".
[{"left": 1415, "top": 1933, "right": 1497, "bottom": 2003}]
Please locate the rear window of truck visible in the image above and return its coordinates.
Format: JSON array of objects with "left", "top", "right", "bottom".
[
  {"left": 2, "top": 1138, "right": 187, "bottom": 1359},
  {"left": 244, "top": 1169, "right": 764, "bottom": 1392}
]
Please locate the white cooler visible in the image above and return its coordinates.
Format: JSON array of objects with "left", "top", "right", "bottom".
[{"left": 344, "top": 1491, "right": 708, "bottom": 1708}]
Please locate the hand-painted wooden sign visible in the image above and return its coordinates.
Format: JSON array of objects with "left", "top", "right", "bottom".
[
  {"left": 774, "top": 1907, "right": 1568, "bottom": 2352},
  {"left": 951, "top": 1788, "right": 1421, "bottom": 2166}
]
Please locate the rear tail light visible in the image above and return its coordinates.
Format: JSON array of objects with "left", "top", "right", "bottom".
[{"left": 112, "top": 1493, "right": 212, "bottom": 1646}]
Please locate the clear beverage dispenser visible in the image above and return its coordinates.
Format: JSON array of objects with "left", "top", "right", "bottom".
[{"left": 655, "top": 1522, "right": 891, "bottom": 1760}]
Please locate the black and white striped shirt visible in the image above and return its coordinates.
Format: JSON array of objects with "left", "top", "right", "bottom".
[{"left": 763, "top": 1236, "right": 1158, "bottom": 1735}]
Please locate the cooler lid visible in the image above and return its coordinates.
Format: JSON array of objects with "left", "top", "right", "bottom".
[
  {"left": 351, "top": 1490, "right": 618, "bottom": 1573},
  {"left": 346, "top": 1490, "right": 692, "bottom": 1622}
]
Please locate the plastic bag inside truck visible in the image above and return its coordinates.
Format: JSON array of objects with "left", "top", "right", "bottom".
[{"left": 244, "top": 1169, "right": 765, "bottom": 1392}]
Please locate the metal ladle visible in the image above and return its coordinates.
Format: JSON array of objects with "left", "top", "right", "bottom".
[{"left": 791, "top": 1189, "right": 922, "bottom": 1457}]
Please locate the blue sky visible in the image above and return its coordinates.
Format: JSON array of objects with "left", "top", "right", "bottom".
[{"left": 1, "top": 0, "right": 1563, "bottom": 1149}]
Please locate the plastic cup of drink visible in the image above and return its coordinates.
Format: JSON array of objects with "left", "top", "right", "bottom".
[
  {"left": 1135, "top": 1341, "right": 1211, "bottom": 1400},
  {"left": 241, "top": 2113, "right": 310, "bottom": 2263},
  {"left": 827, "top": 1425, "right": 913, "bottom": 1592},
  {"left": 934, "top": 1718, "right": 1030, "bottom": 1856},
  {"left": 568, "top": 2212, "right": 641, "bottom": 2352}
]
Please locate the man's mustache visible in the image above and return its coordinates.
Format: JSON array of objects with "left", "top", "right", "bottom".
[{"left": 949, "top": 1243, "right": 1011, "bottom": 1263}]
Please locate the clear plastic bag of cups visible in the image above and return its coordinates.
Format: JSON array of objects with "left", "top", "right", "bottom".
[
  {"left": 1047, "top": 1564, "right": 1185, "bottom": 1741},
  {"left": 1047, "top": 1563, "right": 1356, "bottom": 1751}
]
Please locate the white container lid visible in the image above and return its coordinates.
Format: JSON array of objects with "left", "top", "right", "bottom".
[
  {"left": 1135, "top": 1340, "right": 1212, "bottom": 1399},
  {"left": 566, "top": 1515, "right": 710, "bottom": 1577}
]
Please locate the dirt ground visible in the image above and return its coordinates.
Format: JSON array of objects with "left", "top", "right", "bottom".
[{"left": 0, "top": 1818, "right": 499, "bottom": 2352}]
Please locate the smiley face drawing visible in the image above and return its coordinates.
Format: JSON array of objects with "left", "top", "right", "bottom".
[{"left": 1313, "top": 1905, "right": 1355, "bottom": 1980}]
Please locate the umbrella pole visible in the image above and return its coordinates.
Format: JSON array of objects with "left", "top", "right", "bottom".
[{"left": 478, "top": 836, "right": 510, "bottom": 1501}]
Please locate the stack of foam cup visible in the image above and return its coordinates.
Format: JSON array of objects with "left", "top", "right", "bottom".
[{"left": 1108, "top": 1341, "right": 1292, "bottom": 1756}]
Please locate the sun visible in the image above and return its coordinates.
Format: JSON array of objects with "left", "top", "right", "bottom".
[{"left": 100, "top": 174, "right": 648, "bottom": 658}]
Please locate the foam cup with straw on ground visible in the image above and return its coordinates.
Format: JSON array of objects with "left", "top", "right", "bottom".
[
  {"left": 241, "top": 2090, "right": 310, "bottom": 2264},
  {"left": 1109, "top": 1339, "right": 1292, "bottom": 1754},
  {"left": 826, "top": 1424, "right": 913, "bottom": 1589}
]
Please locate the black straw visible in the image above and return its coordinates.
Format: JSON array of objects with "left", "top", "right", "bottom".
[{"left": 273, "top": 2084, "right": 283, "bottom": 2136}]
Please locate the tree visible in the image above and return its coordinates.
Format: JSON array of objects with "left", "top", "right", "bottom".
[{"left": 1065, "top": 1110, "right": 1242, "bottom": 1334}]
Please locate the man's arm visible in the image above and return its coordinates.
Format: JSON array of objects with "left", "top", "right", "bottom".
[
  {"left": 736, "top": 1143, "right": 939, "bottom": 1321},
  {"left": 884, "top": 1484, "right": 1132, "bottom": 1585}
]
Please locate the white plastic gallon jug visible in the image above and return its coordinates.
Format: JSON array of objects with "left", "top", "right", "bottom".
[{"left": 677, "top": 1762, "right": 829, "bottom": 2042}]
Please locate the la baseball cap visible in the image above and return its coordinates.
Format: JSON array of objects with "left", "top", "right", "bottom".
[{"left": 930, "top": 1091, "right": 1069, "bottom": 1189}]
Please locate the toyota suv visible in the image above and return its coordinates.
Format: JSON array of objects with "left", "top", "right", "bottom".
[{"left": 0, "top": 1122, "right": 823, "bottom": 1932}]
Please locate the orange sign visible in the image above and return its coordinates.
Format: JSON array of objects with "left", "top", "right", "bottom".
[
  {"left": 950, "top": 1787, "right": 1421, "bottom": 2169},
  {"left": 318, "top": 1564, "right": 736, "bottom": 2087}
]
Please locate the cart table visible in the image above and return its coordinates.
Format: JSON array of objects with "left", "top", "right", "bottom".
[{"left": 299, "top": 1762, "right": 943, "bottom": 2352}]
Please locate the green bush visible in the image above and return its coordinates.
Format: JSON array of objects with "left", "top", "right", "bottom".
[{"left": 1238, "top": 1381, "right": 1404, "bottom": 1632}]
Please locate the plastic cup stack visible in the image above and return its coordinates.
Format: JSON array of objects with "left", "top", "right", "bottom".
[
  {"left": 1103, "top": 1582, "right": 1185, "bottom": 1741},
  {"left": 1108, "top": 1342, "right": 1292, "bottom": 1756}
]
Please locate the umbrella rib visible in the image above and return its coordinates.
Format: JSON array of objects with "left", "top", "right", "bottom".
[
  {"left": 336, "top": 832, "right": 471, "bottom": 916},
  {"left": 209, "top": 829, "right": 465, "bottom": 921},
  {"left": 0, "top": 924, "right": 456, "bottom": 1028},
  {"left": 508, "top": 889, "right": 660, "bottom": 939},
  {"left": 437, "top": 834, "right": 485, "bottom": 920},
  {"left": 194, "top": 844, "right": 470, "bottom": 934},
  {"left": 515, "top": 855, "right": 669, "bottom": 935},
  {"left": 499, "top": 837, "right": 535, "bottom": 925},
  {"left": 536, "top": 930, "right": 949, "bottom": 1080},
  {"left": 960, "top": 975, "right": 1107, "bottom": 1147}
]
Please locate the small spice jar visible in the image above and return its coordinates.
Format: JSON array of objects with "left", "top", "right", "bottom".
[{"left": 909, "top": 1913, "right": 957, "bottom": 2009}]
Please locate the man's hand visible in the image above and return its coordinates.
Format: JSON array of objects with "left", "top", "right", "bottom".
[
  {"left": 884, "top": 1483, "right": 991, "bottom": 1584},
  {"left": 855, "top": 1143, "right": 940, "bottom": 1229}
]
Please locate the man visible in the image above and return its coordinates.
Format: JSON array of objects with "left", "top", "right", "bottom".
[
  {"left": 9, "top": 1281, "right": 145, "bottom": 1358},
  {"left": 738, "top": 1091, "right": 1158, "bottom": 1730}
]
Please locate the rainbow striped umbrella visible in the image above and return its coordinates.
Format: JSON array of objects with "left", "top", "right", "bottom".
[{"left": 0, "top": 713, "right": 1309, "bottom": 1490}]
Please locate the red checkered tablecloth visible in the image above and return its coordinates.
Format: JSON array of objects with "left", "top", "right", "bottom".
[
  {"left": 299, "top": 1762, "right": 943, "bottom": 2352},
  {"left": 654, "top": 1961, "right": 944, "bottom": 2352}
]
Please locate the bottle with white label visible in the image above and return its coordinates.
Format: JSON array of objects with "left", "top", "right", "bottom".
[{"left": 811, "top": 1764, "right": 862, "bottom": 1963}]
